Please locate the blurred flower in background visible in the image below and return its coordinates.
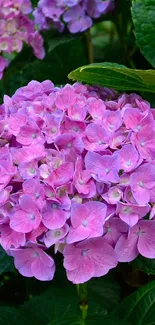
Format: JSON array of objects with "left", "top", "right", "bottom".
[
  {"left": 33, "top": 0, "right": 114, "bottom": 33},
  {"left": 0, "top": 0, "right": 45, "bottom": 79}
]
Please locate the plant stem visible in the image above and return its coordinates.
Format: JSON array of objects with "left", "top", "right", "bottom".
[
  {"left": 86, "top": 29, "right": 94, "bottom": 64},
  {"left": 77, "top": 283, "right": 88, "bottom": 324}
]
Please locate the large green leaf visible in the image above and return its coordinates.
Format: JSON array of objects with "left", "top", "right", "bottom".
[
  {"left": 132, "top": 255, "right": 155, "bottom": 275},
  {"left": 0, "top": 307, "right": 29, "bottom": 325},
  {"left": 0, "top": 247, "right": 14, "bottom": 275},
  {"left": 20, "top": 282, "right": 78, "bottom": 325},
  {"left": 68, "top": 62, "right": 155, "bottom": 93},
  {"left": 0, "top": 307, "right": 128, "bottom": 325},
  {"left": 49, "top": 316, "right": 128, "bottom": 325},
  {"left": 132, "top": 0, "right": 155, "bottom": 68},
  {"left": 112, "top": 280, "right": 155, "bottom": 325}
]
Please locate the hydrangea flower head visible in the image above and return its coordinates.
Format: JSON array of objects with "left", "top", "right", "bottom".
[
  {"left": 33, "top": 0, "right": 114, "bottom": 33},
  {"left": 0, "top": 79, "right": 155, "bottom": 284}
]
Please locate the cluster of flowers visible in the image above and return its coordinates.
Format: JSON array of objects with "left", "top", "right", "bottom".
[
  {"left": 33, "top": 0, "right": 114, "bottom": 33},
  {"left": 0, "top": 0, "right": 45, "bottom": 79},
  {"left": 0, "top": 79, "right": 155, "bottom": 284}
]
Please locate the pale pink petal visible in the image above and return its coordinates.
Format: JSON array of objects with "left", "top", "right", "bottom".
[
  {"left": 31, "top": 250, "right": 55, "bottom": 281},
  {"left": 115, "top": 233, "right": 138, "bottom": 262},
  {"left": 137, "top": 220, "right": 155, "bottom": 258}
]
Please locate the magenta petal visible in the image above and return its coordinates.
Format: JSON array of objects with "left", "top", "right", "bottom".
[
  {"left": 10, "top": 249, "right": 34, "bottom": 277},
  {"left": 66, "top": 225, "right": 90, "bottom": 243},
  {"left": 137, "top": 220, "right": 155, "bottom": 258},
  {"left": 115, "top": 233, "right": 138, "bottom": 262},
  {"left": 63, "top": 244, "right": 83, "bottom": 271},
  {"left": 66, "top": 260, "right": 94, "bottom": 284},
  {"left": 31, "top": 250, "right": 55, "bottom": 281},
  {"left": 10, "top": 209, "right": 41, "bottom": 233},
  {"left": 91, "top": 238, "right": 118, "bottom": 277},
  {"left": 42, "top": 208, "right": 67, "bottom": 230},
  {"left": 132, "top": 187, "right": 150, "bottom": 205}
]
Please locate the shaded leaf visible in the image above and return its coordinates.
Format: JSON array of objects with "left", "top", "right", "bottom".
[
  {"left": 88, "top": 272, "right": 121, "bottom": 316},
  {"left": 0, "top": 247, "right": 14, "bottom": 275},
  {"left": 132, "top": 255, "right": 155, "bottom": 275},
  {"left": 112, "top": 280, "right": 155, "bottom": 325},
  {"left": 0, "top": 307, "right": 29, "bottom": 325},
  {"left": 132, "top": 0, "right": 155, "bottom": 68},
  {"left": 49, "top": 315, "right": 128, "bottom": 325},
  {"left": 20, "top": 282, "right": 78, "bottom": 325}
]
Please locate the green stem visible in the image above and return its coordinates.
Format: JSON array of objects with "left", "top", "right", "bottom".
[
  {"left": 85, "top": 29, "right": 94, "bottom": 64},
  {"left": 115, "top": 15, "right": 136, "bottom": 69},
  {"left": 77, "top": 283, "right": 88, "bottom": 324}
]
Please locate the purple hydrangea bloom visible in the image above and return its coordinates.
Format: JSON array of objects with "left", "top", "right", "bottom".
[
  {"left": 33, "top": 0, "right": 114, "bottom": 33},
  {"left": 0, "top": 80, "right": 155, "bottom": 283}
]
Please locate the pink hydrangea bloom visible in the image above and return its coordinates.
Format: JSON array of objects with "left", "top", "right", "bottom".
[
  {"left": 0, "top": 80, "right": 155, "bottom": 283},
  {"left": 0, "top": 0, "right": 45, "bottom": 78}
]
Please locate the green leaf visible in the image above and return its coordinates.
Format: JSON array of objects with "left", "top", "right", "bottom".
[
  {"left": 68, "top": 62, "right": 155, "bottom": 93},
  {"left": 0, "top": 247, "right": 14, "bottom": 275},
  {"left": 85, "top": 316, "right": 128, "bottom": 325},
  {"left": 132, "top": 255, "right": 155, "bottom": 275},
  {"left": 0, "top": 307, "right": 29, "bottom": 325},
  {"left": 48, "top": 317, "right": 81, "bottom": 325},
  {"left": 88, "top": 272, "right": 121, "bottom": 316},
  {"left": 132, "top": 0, "right": 155, "bottom": 67},
  {"left": 49, "top": 316, "right": 128, "bottom": 325},
  {"left": 20, "top": 282, "right": 78, "bottom": 325},
  {"left": 112, "top": 280, "right": 155, "bottom": 325}
]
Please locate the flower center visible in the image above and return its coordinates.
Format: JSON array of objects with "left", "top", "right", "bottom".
[
  {"left": 52, "top": 203, "right": 57, "bottom": 209},
  {"left": 109, "top": 123, "right": 114, "bottom": 130},
  {"left": 79, "top": 179, "right": 84, "bottom": 185},
  {"left": 138, "top": 181, "right": 144, "bottom": 188},
  {"left": 55, "top": 230, "right": 61, "bottom": 237},
  {"left": 113, "top": 191, "right": 120, "bottom": 198},
  {"left": 82, "top": 220, "right": 88, "bottom": 227},
  {"left": 35, "top": 193, "right": 40, "bottom": 199},
  {"left": 32, "top": 133, "right": 37, "bottom": 139},
  {"left": 123, "top": 207, "right": 132, "bottom": 214},
  {"left": 51, "top": 127, "right": 57, "bottom": 134},
  {"left": 136, "top": 227, "right": 145, "bottom": 237},
  {"left": 29, "top": 214, "right": 35, "bottom": 220},
  {"left": 126, "top": 160, "right": 132, "bottom": 167},
  {"left": 81, "top": 248, "right": 89, "bottom": 257},
  {"left": 140, "top": 141, "right": 145, "bottom": 147},
  {"left": 29, "top": 168, "right": 36, "bottom": 174}
]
